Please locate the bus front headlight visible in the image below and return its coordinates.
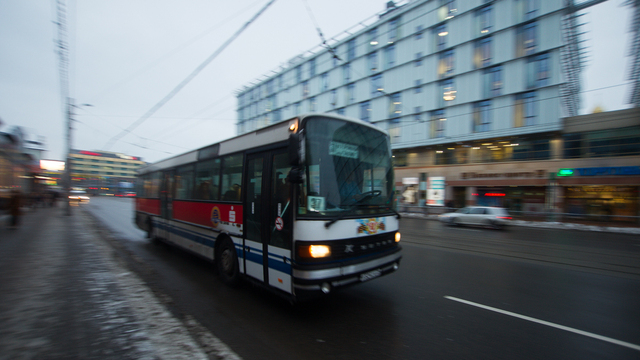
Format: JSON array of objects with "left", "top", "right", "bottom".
[
  {"left": 395, "top": 232, "right": 401, "bottom": 243},
  {"left": 299, "top": 245, "right": 331, "bottom": 258}
]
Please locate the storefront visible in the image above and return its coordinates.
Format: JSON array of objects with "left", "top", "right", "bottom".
[{"left": 557, "top": 166, "right": 640, "bottom": 222}]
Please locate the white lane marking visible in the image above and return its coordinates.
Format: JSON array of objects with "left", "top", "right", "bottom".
[{"left": 445, "top": 296, "right": 640, "bottom": 352}]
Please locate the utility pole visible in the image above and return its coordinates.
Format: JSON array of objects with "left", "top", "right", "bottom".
[{"left": 55, "top": 0, "right": 72, "bottom": 215}]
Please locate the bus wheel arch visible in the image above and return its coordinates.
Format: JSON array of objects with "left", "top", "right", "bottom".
[{"left": 215, "top": 235, "right": 240, "bottom": 286}]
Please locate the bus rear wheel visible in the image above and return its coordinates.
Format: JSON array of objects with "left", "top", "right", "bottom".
[{"left": 216, "top": 238, "right": 240, "bottom": 286}]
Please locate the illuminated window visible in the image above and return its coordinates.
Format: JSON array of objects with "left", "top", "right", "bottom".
[
  {"left": 434, "top": 24, "right": 447, "bottom": 51},
  {"left": 516, "top": 22, "right": 536, "bottom": 57},
  {"left": 474, "top": 37, "right": 492, "bottom": 68},
  {"left": 368, "top": 28, "right": 378, "bottom": 52},
  {"left": 514, "top": 92, "right": 536, "bottom": 127},
  {"left": 368, "top": 51, "right": 379, "bottom": 74},
  {"left": 439, "top": 78, "right": 456, "bottom": 107},
  {"left": 438, "top": 49, "right": 454, "bottom": 79},
  {"left": 371, "top": 74, "right": 383, "bottom": 97},
  {"left": 476, "top": 5, "right": 492, "bottom": 35}
]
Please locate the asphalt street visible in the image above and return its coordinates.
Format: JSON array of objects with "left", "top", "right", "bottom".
[
  {"left": 86, "top": 197, "right": 640, "bottom": 360},
  {"left": 1, "top": 197, "right": 639, "bottom": 359}
]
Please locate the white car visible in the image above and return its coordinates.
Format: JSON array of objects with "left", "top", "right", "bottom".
[
  {"left": 68, "top": 190, "right": 90, "bottom": 203},
  {"left": 439, "top": 206, "right": 511, "bottom": 229}
]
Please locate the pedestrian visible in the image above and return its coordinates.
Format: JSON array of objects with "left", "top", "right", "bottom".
[{"left": 8, "top": 189, "right": 21, "bottom": 229}]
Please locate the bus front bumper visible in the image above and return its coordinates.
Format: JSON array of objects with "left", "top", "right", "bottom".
[{"left": 292, "top": 248, "right": 402, "bottom": 299}]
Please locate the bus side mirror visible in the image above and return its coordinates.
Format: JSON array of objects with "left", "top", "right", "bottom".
[
  {"left": 288, "top": 132, "right": 302, "bottom": 166},
  {"left": 287, "top": 167, "right": 304, "bottom": 184}
]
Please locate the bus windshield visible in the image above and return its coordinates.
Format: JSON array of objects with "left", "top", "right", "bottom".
[{"left": 300, "top": 116, "right": 395, "bottom": 218}]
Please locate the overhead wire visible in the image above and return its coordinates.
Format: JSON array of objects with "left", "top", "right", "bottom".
[
  {"left": 91, "top": 0, "right": 266, "bottom": 102},
  {"left": 103, "top": 0, "right": 278, "bottom": 151}
]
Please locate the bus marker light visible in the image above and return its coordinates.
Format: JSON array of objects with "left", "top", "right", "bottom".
[{"left": 321, "top": 282, "right": 331, "bottom": 294}]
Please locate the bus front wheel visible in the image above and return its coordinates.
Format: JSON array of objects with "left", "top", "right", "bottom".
[{"left": 216, "top": 237, "right": 240, "bottom": 286}]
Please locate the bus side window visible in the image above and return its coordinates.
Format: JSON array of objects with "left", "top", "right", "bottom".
[
  {"left": 195, "top": 159, "right": 220, "bottom": 200},
  {"left": 221, "top": 154, "right": 243, "bottom": 202}
]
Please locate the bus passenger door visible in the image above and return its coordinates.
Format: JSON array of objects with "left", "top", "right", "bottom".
[
  {"left": 267, "top": 151, "right": 293, "bottom": 293},
  {"left": 158, "top": 170, "right": 174, "bottom": 240},
  {"left": 244, "top": 150, "right": 293, "bottom": 294},
  {"left": 244, "top": 154, "right": 266, "bottom": 282}
]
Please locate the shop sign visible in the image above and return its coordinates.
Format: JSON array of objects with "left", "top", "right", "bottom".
[
  {"left": 574, "top": 166, "right": 640, "bottom": 176},
  {"left": 460, "top": 170, "right": 545, "bottom": 179},
  {"left": 427, "top": 177, "right": 445, "bottom": 206},
  {"left": 557, "top": 168, "right": 574, "bottom": 177}
]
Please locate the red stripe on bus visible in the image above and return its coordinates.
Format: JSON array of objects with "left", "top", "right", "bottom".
[
  {"left": 137, "top": 198, "right": 161, "bottom": 215},
  {"left": 173, "top": 201, "right": 244, "bottom": 227}
]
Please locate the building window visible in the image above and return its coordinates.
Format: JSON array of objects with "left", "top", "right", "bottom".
[
  {"left": 347, "top": 39, "right": 356, "bottom": 61},
  {"left": 371, "top": 74, "right": 384, "bottom": 97},
  {"left": 476, "top": 5, "right": 492, "bottom": 35},
  {"left": 473, "top": 100, "right": 491, "bottom": 133},
  {"left": 389, "top": 92, "right": 402, "bottom": 120},
  {"left": 330, "top": 89, "right": 337, "bottom": 107},
  {"left": 343, "top": 63, "right": 351, "bottom": 85},
  {"left": 308, "top": 96, "right": 316, "bottom": 112},
  {"left": 439, "top": 78, "right": 456, "bottom": 108},
  {"left": 438, "top": 49, "right": 454, "bottom": 79},
  {"left": 346, "top": 83, "right": 355, "bottom": 105},
  {"left": 384, "top": 45, "right": 396, "bottom": 69},
  {"left": 438, "top": 0, "right": 457, "bottom": 21},
  {"left": 302, "top": 81, "right": 309, "bottom": 98},
  {"left": 430, "top": 109, "right": 446, "bottom": 138},
  {"left": 337, "top": 108, "right": 345, "bottom": 116},
  {"left": 483, "top": 65, "right": 502, "bottom": 98},
  {"left": 516, "top": 22, "right": 536, "bottom": 57},
  {"left": 434, "top": 24, "right": 447, "bottom": 51},
  {"left": 514, "top": 91, "right": 536, "bottom": 127},
  {"left": 388, "top": 17, "right": 400, "bottom": 43},
  {"left": 320, "top": 72, "right": 329, "bottom": 92},
  {"left": 295, "top": 65, "right": 302, "bottom": 83},
  {"left": 473, "top": 37, "right": 491, "bottom": 68},
  {"left": 415, "top": 52, "right": 423, "bottom": 66},
  {"left": 415, "top": 25, "right": 424, "bottom": 39},
  {"left": 309, "top": 58, "right": 316, "bottom": 78},
  {"left": 360, "top": 101, "right": 371, "bottom": 122},
  {"left": 414, "top": 79, "right": 422, "bottom": 93},
  {"left": 526, "top": 53, "right": 550, "bottom": 89},
  {"left": 414, "top": 106, "right": 422, "bottom": 122},
  {"left": 368, "top": 28, "right": 378, "bottom": 52},
  {"left": 368, "top": 51, "right": 379, "bottom": 74},
  {"left": 515, "top": 0, "right": 539, "bottom": 23}
]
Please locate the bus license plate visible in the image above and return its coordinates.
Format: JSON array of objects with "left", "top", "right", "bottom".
[{"left": 359, "top": 269, "right": 382, "bottom": 282}]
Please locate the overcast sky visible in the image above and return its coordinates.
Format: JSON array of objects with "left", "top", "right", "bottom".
[{"left": 0, "top": 0, "right": 634, "bottom": 164}]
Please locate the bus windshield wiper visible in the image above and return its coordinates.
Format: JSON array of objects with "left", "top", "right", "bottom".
[{"left": 324, "top": 205, "right": 367, "bottom": 229}]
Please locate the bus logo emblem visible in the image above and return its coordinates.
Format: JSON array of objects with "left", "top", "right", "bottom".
[
  {"left": 211, "top": 206, "right": 221, "bottom": 228},
  {"left": 356, "top": 218, "right": 385, "bottom": 235}
]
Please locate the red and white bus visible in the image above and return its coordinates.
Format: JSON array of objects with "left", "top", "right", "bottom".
[{"left": 134, "top": 113, "right": 402, "bottom": 301}]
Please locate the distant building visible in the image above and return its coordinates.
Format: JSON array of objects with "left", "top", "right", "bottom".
[
  {"left": 68, "top": 150, "right": 146, "bottom": 194},
  {"left": 236, "top": 0, "right": 639, "bottom": 221}
]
